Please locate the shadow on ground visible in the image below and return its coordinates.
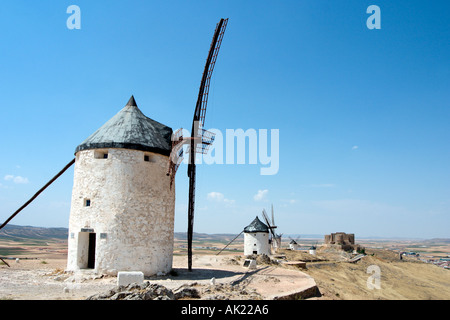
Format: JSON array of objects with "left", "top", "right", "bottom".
[{"left": 145, "top": 267, "right": 246, "bottom": 282}]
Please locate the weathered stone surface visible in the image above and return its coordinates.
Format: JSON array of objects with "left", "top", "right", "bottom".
[
  {"left": 117, "top": 271, "right": 144, "bottom": 287},
  {"left": 67, "top": 147, "right": 175, "bottom": 276},
  {"left": 173, "top": 285, "right": 201, "bottom": 300},
  {"left": 75, "top": 97, "right": 173, "bottom": 156},
  {"left": 87, "top": 282, "right": 175, "bottom": 300}
]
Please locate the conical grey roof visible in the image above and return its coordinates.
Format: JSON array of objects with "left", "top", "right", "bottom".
[
  {"left": 244, "top": 216, "right": 269, "bottom": 233},
  {"left": 75, "top": 96, "right": 173, "bottom": 156}
]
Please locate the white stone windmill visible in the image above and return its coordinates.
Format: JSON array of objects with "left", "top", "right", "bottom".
[
  {"left": 289, "top": 236, "right": 300, "bottom": 250},
  {"left": 66, "top": 96, "right": 175, "bottom": 276},
  {"left": 243, "top": 216, "right": 271, "bottom": 256}
]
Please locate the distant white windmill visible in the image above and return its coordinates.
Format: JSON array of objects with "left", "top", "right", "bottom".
[
  {"left": 289, "top": 235, "right": 301, "bottom": 250},
  {"left": 309, "top": 241, "right": 318, "bottom": 255}
]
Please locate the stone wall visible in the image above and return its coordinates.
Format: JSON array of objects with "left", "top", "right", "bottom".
[
  {"left": 323, "top": 232, "right": 362, "bottom": 252},
  {"left": 324, "top": 232, "right": 355, "bottom": 245},
  {"left": 244, "top": 232, "right": 270, "bottom": 256},
  {"left": 67, "top": 148, "right": 175, "bottom": 276}
]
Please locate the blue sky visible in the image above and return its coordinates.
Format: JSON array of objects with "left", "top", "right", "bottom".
[{"left": 0, "top": 1, "right": 449, "bottom": 238}]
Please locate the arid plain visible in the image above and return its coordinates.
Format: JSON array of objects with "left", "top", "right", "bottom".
[{"left": 0, "top": 226, "right": 449, "bottom": 300}]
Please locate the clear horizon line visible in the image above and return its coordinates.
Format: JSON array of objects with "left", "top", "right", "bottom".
[{"left": 1, "top": 223, "right": 448, "bottom": 240}]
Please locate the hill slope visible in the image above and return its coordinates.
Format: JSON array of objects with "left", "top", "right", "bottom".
[
  {"left": 0, "top": 225, "right": 238, "bottom": 242},
  {"left": 290, "top": 248, "right": 450, "bottom": 300},
  {"left": 0, "top": 224, "right": 68, "bottom": 241}
]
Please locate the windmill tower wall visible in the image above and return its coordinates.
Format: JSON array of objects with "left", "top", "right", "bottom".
[
  {"left": 67, "top": 149, "right": 174, "bottom": 276},
  {"left": 66, "top": 96, "right": 175, "bottom": 277},
  {"left": 243, "top": 216, "right": 271, "bottom": 256}
]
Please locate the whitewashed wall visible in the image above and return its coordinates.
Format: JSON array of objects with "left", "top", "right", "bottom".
[
  {"left": 244, "top": 232, "right": 270, "bottom": 256},
  {"left": 66, "top": 148, "right": 175, "bottom": 276}
]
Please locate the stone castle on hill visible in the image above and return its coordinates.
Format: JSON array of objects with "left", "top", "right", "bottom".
[{"left": 324, "top": 232, "right": 363, "bottom": 252}]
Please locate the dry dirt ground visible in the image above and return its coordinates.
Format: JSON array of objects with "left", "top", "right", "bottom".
[
  {"left": 287, "top": 247, "right": 450, "bottom": 300},
  {"left": 0, "top": 253, "right": 317, "bottom": 300},
  {"left": 1, "top": 247, "right": 449, "bottom": 300}
]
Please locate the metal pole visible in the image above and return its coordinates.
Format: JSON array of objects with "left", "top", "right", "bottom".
[
  {"left": 216, "top": 230, "right": 244, "bottom": 256},
  {"left": 0, "top": 158, "right": 75, "bottom": 230}
]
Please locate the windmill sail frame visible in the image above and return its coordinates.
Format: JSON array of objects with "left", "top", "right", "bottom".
[
  {"left": 187, "top": 18, "right": 228, "bottom": 271},
  {"left": 262, "top": 205, "right": 282, "bottom": 252}
]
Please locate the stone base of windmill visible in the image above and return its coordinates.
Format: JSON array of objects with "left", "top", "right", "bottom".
[{"left": 117, "top": 271, "right": 144, "bottom": 287}]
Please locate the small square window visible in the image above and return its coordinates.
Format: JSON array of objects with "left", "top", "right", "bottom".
[
  {"left": 94, "top": 150, "right": 108, "bottom": 159},
  {"left": 84, "top": 199, "right": 91, "bottom": 207},
  {"left": 144, "top": 153, "right": 155, "bottom": 162}
]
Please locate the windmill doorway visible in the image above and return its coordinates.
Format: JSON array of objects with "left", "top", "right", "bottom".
[{"left": 77, "top": 231, "right": 96, "bottom": 269}]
